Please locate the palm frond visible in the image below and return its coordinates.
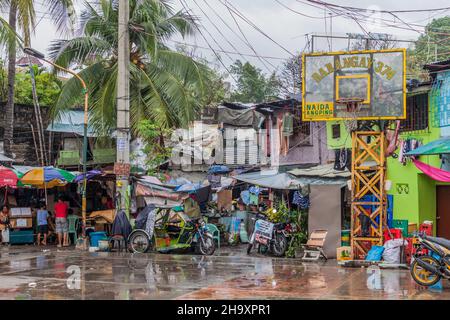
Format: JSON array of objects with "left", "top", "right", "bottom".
[
  {"left": 51, "top": 61, "right": 108, "bottom": 120},
  {"left": 43, "top": 0, "right": 77, "bottom": 35},
  {"left": 48, "top": 36, "right": 112, "bottom": 68}
]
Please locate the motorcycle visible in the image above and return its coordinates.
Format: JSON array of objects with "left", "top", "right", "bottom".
[
  {"left": 128, "top": 205, "right": 215, "bottom": 255},
  {"left": 410, "top": 232, "right": 450, "bottom": 286},
  {"left": 247, "top": 210, "right": 288, "bottom": 257}
]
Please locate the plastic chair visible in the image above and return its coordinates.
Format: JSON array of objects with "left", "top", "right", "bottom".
[
  {"left": 205, "top": 223, "right": 220, "bottom": 249},
  {"left": 67, "top": 215, "right": 79, "bottom": 245}
]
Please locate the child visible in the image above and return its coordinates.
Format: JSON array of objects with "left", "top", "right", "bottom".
[{"left": 37, "top": 204, "right": 49, "bottom": 246}]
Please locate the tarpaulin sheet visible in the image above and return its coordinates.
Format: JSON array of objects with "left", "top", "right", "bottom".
[
  {"left": 217, "top": 106, "right": 265, "bottom": 129},
  {"left": 413, "top": 159, "right": 450, "bottom": 182},
  {"left": 405, "top": 137, "right": 450, "bottom": 156},
  {"left": 234, "top": 171, "right": 304, "bottom": 190}
]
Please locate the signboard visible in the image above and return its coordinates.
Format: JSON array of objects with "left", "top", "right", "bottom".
[
  {"left": 302, "top": 49, "right": 406, "bottom": 121},
  {"left": 254, "top": 219, "right": 274, "bottom": 245},
  {"left": 114, "top": 163, "right": 131, "bottom": 176}
]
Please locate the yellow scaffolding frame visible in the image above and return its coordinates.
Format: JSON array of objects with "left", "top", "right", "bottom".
[{"left": 351, "top": 131, "right": 387, "bottom": 260}]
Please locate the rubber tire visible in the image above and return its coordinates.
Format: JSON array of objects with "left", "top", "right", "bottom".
[
  {"left": 272, "top": 233, "right": 287, "bottom": 257},
  {"left": 198, "top": 234, "right": 216, "bottom": 255},
  {"left": 410, "top": 255, "right": 442, "bottom": 287},
  {"left": 247, "top": 243, "right": 253, "bottom": 255},
  {"left": 128, "top": 230, "right": 151, "bottom": 253}
]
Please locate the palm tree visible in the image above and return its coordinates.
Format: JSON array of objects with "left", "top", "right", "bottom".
[
  {"left": 1, "top": 0, "right": 75, "bottom": 158},
  {"left": 49, "top": 0, "right": 206, "bottom": 135}
]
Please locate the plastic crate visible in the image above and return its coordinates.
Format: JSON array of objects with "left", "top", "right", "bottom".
[
  {"left": 419, "top": 223, "right": 433, "bottom": 236},
  {"left": 392, "top": 219, "right": 408, "bottom": 237},
  {"left": 384, "top": 228, "right": 403, "bottom": 241}
]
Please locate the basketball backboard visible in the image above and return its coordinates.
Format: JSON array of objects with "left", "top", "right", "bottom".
[{"left": 302, "top": 49, "right": 406, "bottom": 121}]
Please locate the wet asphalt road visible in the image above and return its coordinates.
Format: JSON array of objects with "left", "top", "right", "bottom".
[{"left": 0, "top": 244, "right": 448, "bottom": 300}]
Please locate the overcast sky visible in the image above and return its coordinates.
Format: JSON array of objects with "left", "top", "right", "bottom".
[{"left": 3, "top": 0, "right": 450, "bottom": 75}]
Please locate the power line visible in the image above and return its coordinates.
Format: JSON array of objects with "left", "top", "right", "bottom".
[
  {"left": 307, "top": 1, "right": 450, "bottom": 14},
  {"left": 204, "top": 0, "right": 278, "bottom": 71},
  {"left": 217, "top": 0, "right": 294, "bottom": 57},
  {"left": 178, "top": 0, "right": 237, "bottom": 82},
  {"left": 273, "top": 0, "right": 341, "bottom": 19},
  {"left": 190, "top": 0, "right": 276, "bottom": 72}
]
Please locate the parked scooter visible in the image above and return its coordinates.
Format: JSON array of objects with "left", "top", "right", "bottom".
[
  {"left": 410, "top": 232, "right": 450, "bottom": 286},
  {"left": 247, "top": 209, "right": 288, "bottom": 257}
]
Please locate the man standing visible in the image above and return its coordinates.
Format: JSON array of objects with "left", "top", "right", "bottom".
[{"left": 54, "top": 198, "right": 69, "bottom": 247}]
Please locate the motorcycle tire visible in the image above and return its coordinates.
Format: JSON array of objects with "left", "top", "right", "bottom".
[
  {"left": 410, "top": 255, "right": 442, "bottom": 287},
  {"left": 272, "top": 233, "right": 288, "bottom": 257},
  {"left": 247, "top": 243, "right": 253, "bottom": 255},
  {"left": 258, "top": 244, "right": 269, "bottom": 255},
  {"left": 128, "top": 230, "right": 152, "bottom": 253},
  {"left": 198, "top": 233, "right": 216, "bottom": 255}
]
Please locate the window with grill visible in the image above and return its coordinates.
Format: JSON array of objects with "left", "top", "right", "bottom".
[
  {"left": 290, "top": 118, "right": 311, "bottom": 146},
  {"left": 400, "top": 93, "right": 429, "bottom": 132}
]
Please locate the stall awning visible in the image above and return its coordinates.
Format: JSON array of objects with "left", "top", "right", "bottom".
[
  {"left": 405, "top": 137, "right": 450, "bottom": 156},
  {"left": 46, "top": 110, "right": 98, "bottom": 137},
  {"left": 289, "top": 164, "right": 351, "bottom": 179},
  {"left": 234, "top": 170, "right": 304, "bottom": 190}
]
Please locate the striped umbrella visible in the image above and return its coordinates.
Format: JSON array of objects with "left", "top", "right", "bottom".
[
  {"left": 20, "top": 166, "right": 75, "bottom": 189},
  {"left": 0, "top": 166, "right": 22, "bottom": 188}
]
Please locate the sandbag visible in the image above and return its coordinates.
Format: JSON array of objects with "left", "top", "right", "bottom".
[{"left": 383, "top": 239, "right": 407, "bottom": 264}]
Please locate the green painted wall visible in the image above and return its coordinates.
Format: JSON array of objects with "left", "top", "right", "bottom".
[
  {"left": 326, "top": 121, "right": 352, "bottom": 150},
  {"left": 324, "top": 95, "right": 442, "bottom": 235},
  {"left": 386, "top": 94, "right": 441, "bottom": 235}
]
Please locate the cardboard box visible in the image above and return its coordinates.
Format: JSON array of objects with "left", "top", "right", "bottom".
[
  {"left": 10, "top": 218, "right": 33, "bottom": 228},
  {"left": 408, "top": 223, "right": 417, "bottom": 235},
  {"left": 337, "top": 246, "right": 352, "bottom": 261}
]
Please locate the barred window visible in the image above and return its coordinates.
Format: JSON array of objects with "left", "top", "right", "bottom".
[{"left": 400, "top": 93, "right": 428, "bottom": 132}]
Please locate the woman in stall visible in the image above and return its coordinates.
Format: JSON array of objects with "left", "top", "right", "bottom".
[{"left": 0, "top": 206, "right": 11, "bottom": 245}]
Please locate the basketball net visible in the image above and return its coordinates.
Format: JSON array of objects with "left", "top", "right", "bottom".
[{"left": 337, "top": 98, "right": 364, "bottom": 133}]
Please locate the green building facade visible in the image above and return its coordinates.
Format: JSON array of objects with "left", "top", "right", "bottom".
[{"left": 325, "top": 69, "right": 450, "bottom": 236}]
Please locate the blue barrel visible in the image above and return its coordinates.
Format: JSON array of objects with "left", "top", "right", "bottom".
[{"left": 90, "top": 231, "right": 108, "bottom": 247}]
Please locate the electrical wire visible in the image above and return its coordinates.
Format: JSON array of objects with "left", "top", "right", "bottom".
[
  {"left": 217, "top": 0, "right": 294, "bottom": 57},
  {"left": 178, "top": 0, "right": 237, "bottom": 82},
  {"left": 191, "top": 0, "right": 276, "bottom": 72},
  {"left": 205, "top": 0, "right": 279, "bottom": 71}
]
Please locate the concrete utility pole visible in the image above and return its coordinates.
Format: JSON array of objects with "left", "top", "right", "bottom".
[{"left": 116, "top": 0, "right": 131, "bottom": 215}]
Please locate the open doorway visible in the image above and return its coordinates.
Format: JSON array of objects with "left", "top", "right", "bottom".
[{"left": 436, "top": 186, "right": 450, "bottom": 239}]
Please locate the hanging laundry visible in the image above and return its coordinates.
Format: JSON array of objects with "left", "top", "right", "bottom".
[
  {"left": 292, "top": 191, "right": 310, "bottom": 209},
  {"left": 240, "top": 190, "right": 251, "bottom": 205},
  {"left": 398, "top": 138, "right": 422, "bottom": 165},
  {"left": 248, "top": 186, "right": 260, "bottom": 195},
  {"left": 249, "top": 193, "right": 259, "bottom": 205},
  {"left": 282, "top": 113, "right": 294, "bottom": 137}
]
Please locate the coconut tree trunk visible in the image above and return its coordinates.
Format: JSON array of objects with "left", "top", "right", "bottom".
[{"left": 4, "top": 1, "right": 17, "bottom": 158}]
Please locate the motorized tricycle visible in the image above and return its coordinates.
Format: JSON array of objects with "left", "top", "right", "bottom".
[{"left": 128, "top": 204, "right": 215, "bottom": 255}]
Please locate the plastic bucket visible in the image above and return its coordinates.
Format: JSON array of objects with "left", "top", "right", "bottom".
[{"left": 90, "top": 231, "right": 108, "bottom": 247}]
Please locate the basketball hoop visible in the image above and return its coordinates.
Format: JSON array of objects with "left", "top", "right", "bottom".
[{"left": 336, "top": 98, "right": 364, "bottom": 132}]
